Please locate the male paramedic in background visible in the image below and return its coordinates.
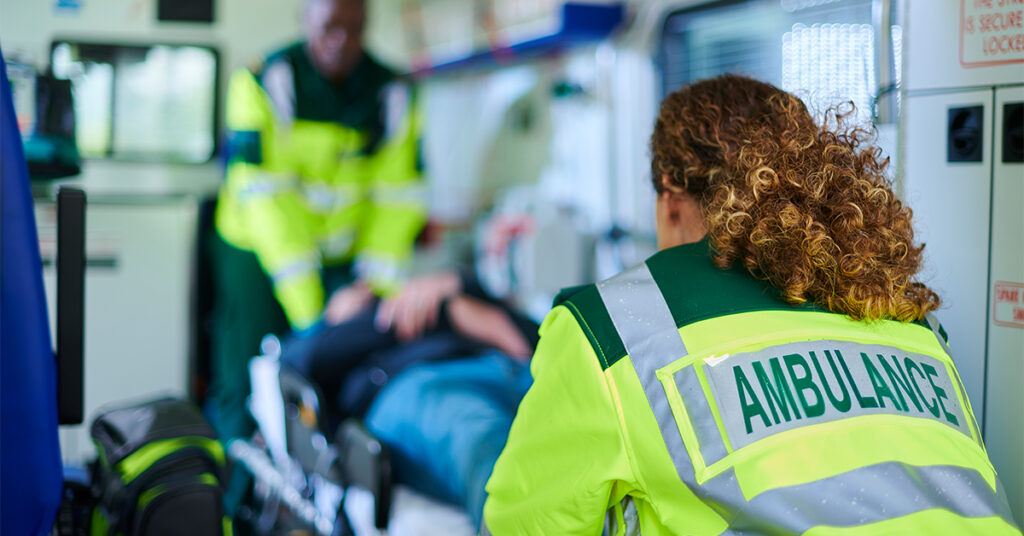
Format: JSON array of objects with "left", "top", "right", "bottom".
[
  {"left": 207, "top": 0, "right": 424, "bottom": 525},
  {"left": 483, "top": 75, "right": 1021, "bottom": 535}
]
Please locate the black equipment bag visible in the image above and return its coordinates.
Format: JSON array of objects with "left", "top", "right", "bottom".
[
  {"left": 89, "top": 397, "right": 229, "bottom": 536},
  {"left": 24, "top": 72, "right": 81, "bottom": 180}
]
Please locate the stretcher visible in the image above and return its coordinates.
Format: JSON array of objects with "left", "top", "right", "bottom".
[{"left": 230, "top": 337, "right": 475, "bottom": 536}]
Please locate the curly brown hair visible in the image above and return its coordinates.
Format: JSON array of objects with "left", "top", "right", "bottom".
[{"left": 651, "top": 74, "right": 939, "bottom": 321}]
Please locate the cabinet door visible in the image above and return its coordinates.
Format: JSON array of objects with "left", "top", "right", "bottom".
[
  {"left": 986, "top": 85, "right": 1024, "bottom": 527},
  {"left": 902, "top": 89, "right": 994, "bottom": 416},
  {"left": 36, "top": 200, "right": 197, "bottom": 464}
]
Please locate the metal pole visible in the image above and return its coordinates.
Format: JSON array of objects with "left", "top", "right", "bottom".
[{"left": 873, "top": 0, "right": 897, "bottom": 124}]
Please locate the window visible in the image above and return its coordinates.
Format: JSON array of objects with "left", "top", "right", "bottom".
[
  {"left": 51, "top": 41, "right": 219, "bottom": 163},
  {"left": 659, "top": 0, "right": 898, "bottom": 125}
]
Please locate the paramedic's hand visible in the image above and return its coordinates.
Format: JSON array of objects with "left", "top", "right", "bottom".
[
  {"left": 375, "top": 271, "right": 461, "bottom": 341},
  {"left": 323, "top": 282, "right": 374, "bottom": 326},
  {"left": 448, "top": 295, "right": 532, "bottom": 361}
]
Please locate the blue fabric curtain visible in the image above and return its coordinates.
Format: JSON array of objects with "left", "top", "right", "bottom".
[{"left": 1, "top": 49, "right": 64, "bottom": 536}]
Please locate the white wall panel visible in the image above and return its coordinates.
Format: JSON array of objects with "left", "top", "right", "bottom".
[
  {"left": 0, "top": 0, "right": 305, "bottom": 74},
  {"left": 904, "top": 0, "right": 1024, "bottom": 91},
  {"left": 902, "top": 89, "right": 994, "bottom": 415},
  {"left": 986, "top": 85, "right": 1024, "bottom": 526}
]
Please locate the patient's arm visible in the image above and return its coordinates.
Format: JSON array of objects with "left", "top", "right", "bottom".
[
  {"left": 374, "top": 271, "right": 462, "bottom": 341},
  {"left": 446, "top": 295, "right": 532, "bottom": 361},
  {"left": 323, "top": 281, "right": 375, "bottom": 326}
]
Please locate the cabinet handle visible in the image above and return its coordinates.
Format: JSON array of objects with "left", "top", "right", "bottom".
[
  {"left": 41, "top": 257, "right": 118, "bottom": 270},
  {"left": 1003, "top": 102, "right": 1023, "bottom": 164}
]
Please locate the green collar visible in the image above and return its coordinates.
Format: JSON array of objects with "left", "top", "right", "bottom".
[
  {"left": 265, "top": 42, "right": 394, "bottom": 130},
  {"left": 644, "top": 238, "right": 806, "bottom": 329}
]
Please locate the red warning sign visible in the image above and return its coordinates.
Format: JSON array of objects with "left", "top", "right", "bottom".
[
  {"left": 994, "top": 281, "right": 1024, "bottom": 328},
  {"left": 961, "top": 0, "right": 1024, "bottom": 67}
]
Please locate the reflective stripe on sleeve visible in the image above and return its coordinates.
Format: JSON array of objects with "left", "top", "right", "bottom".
[
  {"left": 383, "top": 82, "right": 412, "bottom": 141},
  {"left": 270, "top": 257, "right": 319, "bottom": 285},
  {"left": 354, "top": 254, "right": 406, "bottom": 289},
  {"left": 319, "top": 228, "right": 356, "bottom": 260},
  {"left": 603, "top": 496, "right": 640, "bottom": 536},
  {"left": 370, "top": 181, "right": 426, "bottom": 207},
  {"left": 240, "top": 178, "right": 360, "bottom": 214},
  {"left": 622, "top": 498, "right": 639, "bottom": 536},
  {"left": 262, "top": 60, "right": 296, "bottom": 125},
  {"left": 301, "top": 183, "right": 358, "bottom": 212},
  {"left": 239, "top": 178, "right": 292, "bottom": 200}
]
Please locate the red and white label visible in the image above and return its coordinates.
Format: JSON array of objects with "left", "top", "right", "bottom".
[
  {"left": 961, "top": 0, "right": 1024, "bottom": 67},
  {"left": 994, "top": 281, "right": 1024, "bottom": 328}
]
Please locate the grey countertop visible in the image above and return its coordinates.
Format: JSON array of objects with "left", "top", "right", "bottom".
[{"left": 32, "top": 160, "right": 223, "bottom": 204}]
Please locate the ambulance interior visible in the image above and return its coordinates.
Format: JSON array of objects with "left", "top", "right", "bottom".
[{"left": 1, "top": 0, "right": 1021, "bottom": 534}]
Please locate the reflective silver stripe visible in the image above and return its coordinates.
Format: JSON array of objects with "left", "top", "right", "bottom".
[
  {"left": 621, "top": 497, "right": 640, "bottom": 536},
  {"left": 300, "top": 184, "right": 357, "bottom": 212},
  {"left": 924, "top": 312, "right": 983, "bottom": 444},
  {"left": 263, "top": 61, "right": 296, "bottom": 125},
  {"left": 240, "top": 175, "right": 360, "bottom": 214},
  {"left": 925, "top": 313, "right": 953, "bottom": 357},
  {"left": 479, "top": 519, "right": 492, "bottom": 536},
  {"left": 319, "top": 228, "right": 356, "bottom": 259},
  {"left": 239, "top": 179, "right": 290, "bottom": 200},
  {"left": 354, "top": 254, "right": 405, "bottom": 286},
  {"left": 597, "top": 263, "right": 729, "bottom": 475},
  {"left": 603, "top": 497, "right": 640, "bottom": 536},
  {"left": 371, "top": 181, "right": 426, "bottom": 206},
  {"left": 383, "top": 81, "right": 412, "bottom": 141},
  {"left": 602, "top": 506, "right": 615, "bottom": 536},
  {"left": 271, "top": 258, "right": 318, "bottom": 285},
  {"left": 675, "top": 367, "right": 730, "bottom": 464},
  {"left": 716, "top": 463, "right": 1016, "bottom": 534}
]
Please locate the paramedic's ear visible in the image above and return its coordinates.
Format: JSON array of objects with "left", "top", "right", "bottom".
[{"left": 655, "top": 174, "right": 706, "bottom": 250}]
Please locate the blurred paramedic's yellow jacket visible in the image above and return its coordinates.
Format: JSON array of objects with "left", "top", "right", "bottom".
[
  {"left": 483, "top": 239, "right": 1021, "bottom": 536},
  {"left": 215, "top": 44, "right": 425, "bottom": 330}
]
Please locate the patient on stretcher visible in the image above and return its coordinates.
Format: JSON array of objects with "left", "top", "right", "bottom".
[{"left": 280, "top": 269, "right": 538, "bottom": 527}]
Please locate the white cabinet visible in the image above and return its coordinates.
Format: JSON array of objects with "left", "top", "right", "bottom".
[
  {"left": 902, "top": 89, "right": 994, "bottom": 419},
  {"left": 985, "top": 85, "right": 1024, "bottom": 526},
  {"left": 903, "top": 85, "right": 1024, "bottom": 525},
  {"left": 34, "top": 161, "right": 218, "bottom": 465},
  {"left": 36, "top": 200, "right": 198, "bottom": 465},
  {"left": 903, "top": 0, "right": 1023, "bottom": 522}
]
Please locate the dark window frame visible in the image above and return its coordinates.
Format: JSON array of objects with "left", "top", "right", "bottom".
[{"left": 49, "top": 38, "right": 222, "bottom": 164}]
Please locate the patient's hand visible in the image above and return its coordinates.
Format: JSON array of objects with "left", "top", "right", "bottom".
[
  {"left": 375, "top": 271, "right": 462, "bottom": 340},
  {"left": 447, "top": 295, "right": 532, "bottom": 362},
  {"left": 323, "top": 282, "right": 374, "bottom": 326}
]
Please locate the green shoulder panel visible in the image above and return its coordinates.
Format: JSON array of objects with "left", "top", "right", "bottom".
[
  {"left": 645, "top": 240, "right": 938, "bottom": 333},
  {"left": 554, "top": 284, "right": 627, "bottom": 370},
  {"left": 556, "top": 239, "right": 936, "bottom": 372},
  {"left": 645, "top": 239, "right": 822, "bottom": 328}
]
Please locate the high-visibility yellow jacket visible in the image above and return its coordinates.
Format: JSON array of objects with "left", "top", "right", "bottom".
[
  {"left": 484, "top": 239, "right": 1021, "bottom": 535},
  {"left": 215, "top": 43, "right": 425, "bottom": 329}
]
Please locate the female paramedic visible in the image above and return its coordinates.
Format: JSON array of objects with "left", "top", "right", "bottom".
[{"left": 482, "top": 75, "right": 1021, "bottom": 535}]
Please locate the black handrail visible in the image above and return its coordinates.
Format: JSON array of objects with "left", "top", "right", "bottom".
[{"left": 56, "top": 186, "right": 85, "bottom": 425}]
